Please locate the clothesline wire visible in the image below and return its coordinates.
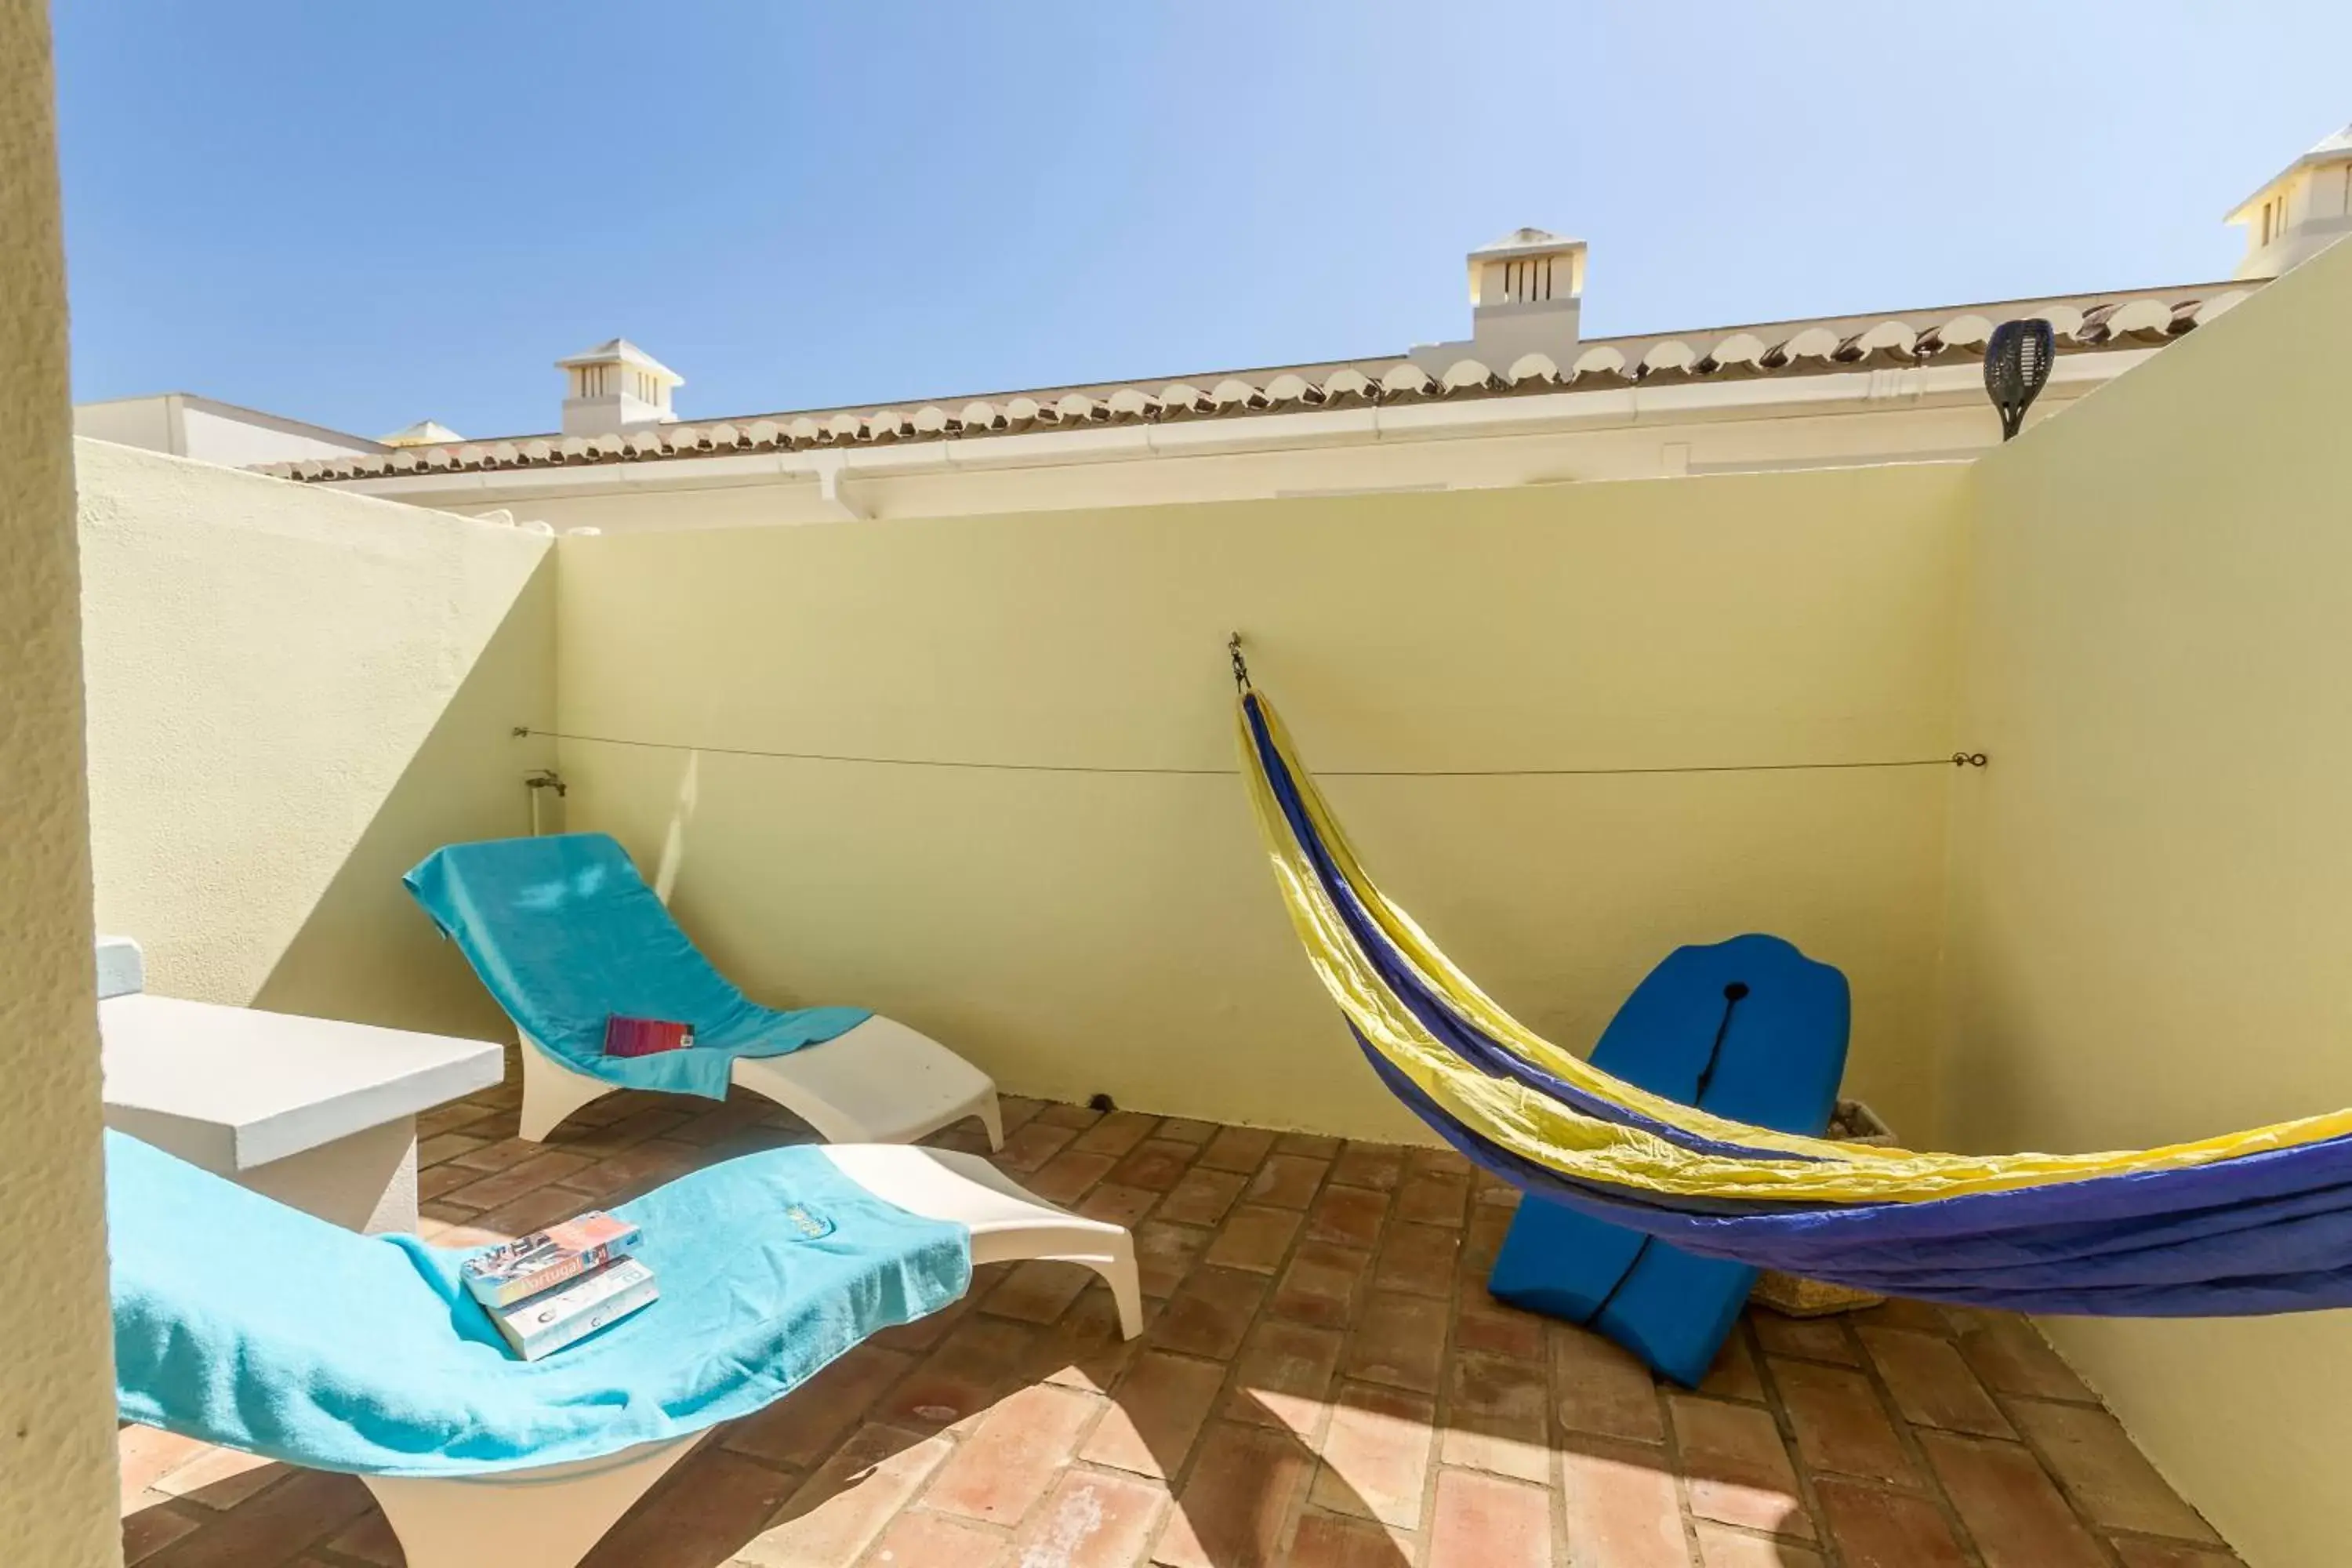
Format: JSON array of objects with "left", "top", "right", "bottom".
[{"left": 512, "top": 727, "right": 1986, "bottom": 779}]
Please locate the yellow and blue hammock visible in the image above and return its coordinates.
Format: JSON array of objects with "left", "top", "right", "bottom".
[{"left": 1239, "top": 686, "right": 2352, "bottom": 1314}]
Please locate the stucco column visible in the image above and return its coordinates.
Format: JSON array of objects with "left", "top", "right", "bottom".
[{"left": 0, "top": 0, "right": 125, "bottom": 1562}]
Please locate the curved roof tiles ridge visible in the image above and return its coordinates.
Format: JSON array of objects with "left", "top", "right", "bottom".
[{"left": 263, "top": 281, "right": 2249, "bottom": 482}]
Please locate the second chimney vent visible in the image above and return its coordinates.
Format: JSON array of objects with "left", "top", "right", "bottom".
[
  {"left": 557, "top": 339, "right": 683, "bottom": 436},
  {"left": 1411, "top": 227, "right": 1586, "bottom": 372}
]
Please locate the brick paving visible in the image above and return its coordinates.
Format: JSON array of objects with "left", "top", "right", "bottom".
[{"left": 119, "top": 1081, "right": 2242, "bottom": 1567}]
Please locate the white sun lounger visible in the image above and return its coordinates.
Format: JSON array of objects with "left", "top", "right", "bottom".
[
  {"left": 119, "top": 1140, "right": 1138, "bottom": 1568},
  {"left": 516, "top": 1014, "right": 1004, "bottom": 1148},
  {"left": 401, "top": 833, "right": 1005, "bottom": 1150}
]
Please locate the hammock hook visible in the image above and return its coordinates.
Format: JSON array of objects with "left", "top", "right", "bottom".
[{"left": 1229, "top": 632, "right": 1253, "bottom": 692}]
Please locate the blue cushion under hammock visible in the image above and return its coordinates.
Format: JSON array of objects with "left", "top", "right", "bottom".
[{"left": 1486, "top": 935, "right": 1849, "bottom": 1385}]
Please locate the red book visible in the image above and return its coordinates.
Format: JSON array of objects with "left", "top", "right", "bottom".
[{"left": 604, "top": 1015, "right": 694, "bottom": 1058}]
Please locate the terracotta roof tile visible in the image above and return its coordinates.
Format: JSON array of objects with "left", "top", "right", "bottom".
[{"left": 267, "top": 283, "right": 2256, "bottom": 484}]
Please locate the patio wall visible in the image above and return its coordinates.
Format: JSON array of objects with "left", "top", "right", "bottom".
[
  {"left": 1947, "top": 236, "right": 2352, "bottom": 1565},
  {"left": 77, "top": 441, "right": 556, "bottom": 1041},
  {"left": 553, "top": 464, "right": 1969, "bottom": 1141},
  {"left": 0, "top": 3, "right": 123, "bottom": 1559}
]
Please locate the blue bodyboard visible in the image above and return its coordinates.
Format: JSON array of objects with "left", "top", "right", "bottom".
[{"left": 1486, "top": 933, "right": 1849, "bottom": 1385}]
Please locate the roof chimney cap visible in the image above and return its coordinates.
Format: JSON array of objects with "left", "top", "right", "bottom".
[
  {"left": 1467, "top": 226, "right": 1583, "bottom": 260},
  {"left": 1466, "top": 228, "right": 1587, "bottom": 307},
  {"left": 380, "top": 419, "right": 463, "bottom": 448},
  {"left": 557, "top": 338, "right": 683, "bottom": 435},
  {"left": 1409, "top": 227, "right": 1588, "bottom": 373},
  {"left": 2227, "top": 122, "right": 2352, "bottom": 279}
]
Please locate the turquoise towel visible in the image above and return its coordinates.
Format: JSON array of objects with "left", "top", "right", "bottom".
[
  {"left": 109, "top": 1131, "right": 970, "bottom": 1476},
  {"left": 405, "top": 833, "right": 871, "bottom": 1098}
]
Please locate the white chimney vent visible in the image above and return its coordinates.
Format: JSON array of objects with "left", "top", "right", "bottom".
[
  {"left": 557, "top": 339, "right": 682, "bottom": 436},
  {"left": 2228, "top": 122, "right": 2352, "bottom": 280},
  {"left": 380, "top": 419, "right": 463, "bottom": 448},
  {"left": 1410, "top": 228, "right": 1586, "bottom": 373}
]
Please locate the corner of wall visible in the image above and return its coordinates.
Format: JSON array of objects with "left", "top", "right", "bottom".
[
  {"left": 0, "top": 0, "right": 129, "bottom": 1559},
  {"left": 1936, "top": 233, "right": 2352, "bottom": 1565},
  {"left": 79, "top": 443, "right": 555, "bottom": 1039}
]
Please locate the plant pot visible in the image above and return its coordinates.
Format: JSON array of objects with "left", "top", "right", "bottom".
[{"left": 1751, "top": 1098, "right": 1896, "bottom": 1319}]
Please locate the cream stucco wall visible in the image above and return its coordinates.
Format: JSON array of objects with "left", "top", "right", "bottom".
[
  {"left": 1948, "top": 234, "right": 2352, "bottom": 1566},
  {"left": 555, "top": 466, "right": 1969, "bottom": 1138},
  {"left": 0, "top": 2, "right": 124, "bottom": 1561},
  {"left": 78, "top": 441, "right": 556, "bottom": 1041}
]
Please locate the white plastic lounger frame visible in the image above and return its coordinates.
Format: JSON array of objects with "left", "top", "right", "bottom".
[
  {"left": 516, "top": 1014, "right": 1004, "bottom": 1149},
  {"left": 365, "top": 1438, "right": 702, "bottom": 1568},
  {"left": 360, "top": 1144, "right": 1138, "bottom": 1568}
]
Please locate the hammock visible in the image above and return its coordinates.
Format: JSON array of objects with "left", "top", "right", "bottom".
[{"left": 1236, "top": 684, "right": 2352, "bottom": 1314}]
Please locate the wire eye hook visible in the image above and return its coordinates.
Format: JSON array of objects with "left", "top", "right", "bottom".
[{"left": 1229, "top": 632, "right": 1252, "bottom": 692}]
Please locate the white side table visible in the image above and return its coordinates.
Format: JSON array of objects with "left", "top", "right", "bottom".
[{"left": 100, "top": 982, "right": 505, "bottom": 1235}]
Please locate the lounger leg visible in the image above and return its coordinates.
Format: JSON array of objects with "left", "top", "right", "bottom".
[
  {"left": 517, "top": 1033, "right": 622, "bottom": 1143},
  {"left": 361, "top": 1435, "right": 699, "bottom": 1568},
  {"left": 976, "top": 1234, "right": 1143, "bottom": 1337},
  {"left": 1089, "top": 1232, "right": 1144, "bottom": 1338},
  {"left": 975, "top": 1091, "right": 1005, "bottom": 1152}
]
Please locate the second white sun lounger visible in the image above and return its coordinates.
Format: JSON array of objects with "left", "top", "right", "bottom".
[{"left": 404, "top": 833, "right": 1004, "bottom": 1149}]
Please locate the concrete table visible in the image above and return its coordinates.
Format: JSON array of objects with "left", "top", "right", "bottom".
[{"left": 100, "top": 989, "right": 505, "bottom": 1234}]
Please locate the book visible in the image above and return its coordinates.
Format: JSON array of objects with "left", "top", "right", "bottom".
[
  {"left": 491, "top": 1257, "right": 659, "bottom": 1362},
  {"left": 460, "top": 1211, "right": 642, "bottom": 1308},
  {"left": 604, "top": 1014, "right": 694, "bottom": 1058}
]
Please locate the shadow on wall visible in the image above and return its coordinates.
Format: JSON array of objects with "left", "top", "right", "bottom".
[
  {"left": 652, "top": 749, "right": 700, "bottom": 904},
  {"left": 252, "top": 555, "right": 556, "bottom": 1043}
]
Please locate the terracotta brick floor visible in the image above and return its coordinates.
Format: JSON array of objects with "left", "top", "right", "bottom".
[{"left": 119, "top": 1082, "right": 2245, "bottom": 1568}]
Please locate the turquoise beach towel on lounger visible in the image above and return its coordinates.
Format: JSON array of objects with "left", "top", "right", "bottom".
[
  {"left": 108, "top": 1130, "right": 970, "bottom": 1476},
  {"left": 404, "top": 832, "right": 871, "bottom": 1099}
]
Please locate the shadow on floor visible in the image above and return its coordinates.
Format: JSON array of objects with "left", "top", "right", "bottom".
[{"left": 568, "top": 1272, "right": 1410, "bottom": 1567}]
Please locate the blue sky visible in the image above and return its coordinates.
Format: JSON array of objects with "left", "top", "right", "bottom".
[{"left": 53, "top": 3, "right": 2352, "bottom": 441}]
